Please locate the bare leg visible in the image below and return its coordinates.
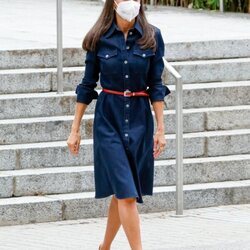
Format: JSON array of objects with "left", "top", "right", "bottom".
[
  {"left": 117, "top": 197, "right": 142, "bottom": 250},
  {"left": 100, "top": 195, "right": 121, "bottom": 250}
]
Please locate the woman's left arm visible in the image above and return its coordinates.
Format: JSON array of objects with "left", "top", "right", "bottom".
[
  {"left": 146, "top": 27, "right": 171, "bottom": 158},
  {"left": 152, "top": 101, "right": 166, "bottom": 158}
]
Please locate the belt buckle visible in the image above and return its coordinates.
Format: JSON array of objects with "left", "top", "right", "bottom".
[{"left": 124, "top": 89, "right": 131, "bottom": 97}]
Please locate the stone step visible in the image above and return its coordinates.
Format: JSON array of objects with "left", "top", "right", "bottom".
[
  {"left": 0, "top": 81, "right": 249, "bottom": 119},
  {"left": 0, "top": 179, "right": 249, "bottom": 226},
  {"left": 168, "top": 57, "right": 250, "bottom": 84},
  {"left": 0, "top": 154, "right": 249, "bottom": 198},
  {"left": 166, "top": 81, "right": 250, "bottom": 109},
  {"left": 0, "top": 66, "right": 82, "bottom": 94},
  {"left": 0, "top": 129, "right": 249, "bottom": 171},
  {"left": 0, "top": 105, "right": 249, "bottom": 144},
  {"left": 1, "top": 39, "right": 250, "bottom": 69},
  {"left": 1, "top": 58, "right": 250, "bottom": 94}
]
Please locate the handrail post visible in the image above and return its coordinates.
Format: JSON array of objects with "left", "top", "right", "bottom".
[
  {"left": 176, "top": 76, "right": 184, "bottom": 215},
  {"left": 163, "top": 57, "right": 185, "bottom": 216},
  {"left": 57, "top": 0, "right": 63, "bottom": 93},
  {"left": 219, "top": 0, "right": 224, "bottom": 12}
]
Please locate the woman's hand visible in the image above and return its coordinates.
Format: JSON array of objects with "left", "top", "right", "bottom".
[
  {"left": 67, "top": 131, "right": 81, "bottom": 155},
  {"left": 151, "top": 101, "right": 166, "bottom": 159},
  {"left": 153, "top": 132, "right": 166, "bottom": 159}
]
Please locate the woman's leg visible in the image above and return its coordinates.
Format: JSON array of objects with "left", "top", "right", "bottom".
[
  {"left": 100, "top": 195, "right": 121, "bottom": 250},
  {"left": 117, "top": 197, "right": 142, "bottom": 250}
]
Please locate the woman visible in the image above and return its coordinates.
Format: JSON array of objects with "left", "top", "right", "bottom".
[{"left": 67, "top": 0, "right": 171, "bottom": 249}]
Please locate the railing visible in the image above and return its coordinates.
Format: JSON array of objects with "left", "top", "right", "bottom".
[
  {"left": 219, "top": 0, "right": 224, "bottom": 11},
  {"left": 163, "top": 58, "right": 184, "bottom": 216},
  {"left": 56, "top": 0, "right": 184, "bottom": 215},
  {"left": 57, "top": 0, "right": 63, "bottom": 93}
]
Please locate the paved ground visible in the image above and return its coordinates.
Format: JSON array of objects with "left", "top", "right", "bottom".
[
  {"left": 0, "top": 0, "right": 250, "bottom": 50},
  {"left": 0, "top": 204, "right": 250, "bottom": 249}
]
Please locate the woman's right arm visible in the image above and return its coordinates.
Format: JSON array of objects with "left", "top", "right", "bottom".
[
  {"left": 71, "top": 102, "right": 88, "bottom": 134},
  {"left": 67, "top": 49, "right": 100, "bottom": 155}
]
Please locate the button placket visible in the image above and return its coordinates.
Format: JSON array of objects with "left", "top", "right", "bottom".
[
  {"left": 124, "top": 93, "right": 130, "bottom": 148},
  {"left": 124, "top": 97, "right": 130, "bottom": 142},
  {"left": 121, "top": 33, "right": 131, "bottom": 149},
  {"left": 124, "top": 109, "right": 130, "bottom": 148}
]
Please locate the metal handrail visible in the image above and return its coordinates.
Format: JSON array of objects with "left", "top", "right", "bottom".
[
  {"left": 219, "top": 0, "right": 224, "bottom": 11},
  {"left": 57, "top": 0, "right": 63, "bottom": 93},
  {"left": 163, "top": 57, "right": 184, "bottom": 216}
]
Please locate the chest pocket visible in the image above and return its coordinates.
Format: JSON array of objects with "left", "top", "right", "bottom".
[
  {"left": 97, "top": 48, "right": 120, "bottom": 75},
  {"left": 132, "top": 48, "right": 155, "bottom": 73}
]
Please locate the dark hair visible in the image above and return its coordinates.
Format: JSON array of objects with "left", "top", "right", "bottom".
[{"left": 82, "top": 0, "right": 156, "bottom": 52}]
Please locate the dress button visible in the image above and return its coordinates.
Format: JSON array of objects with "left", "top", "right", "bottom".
[
  {"left": 125, "top": 75, "right": 129, "bottom": 78},
  {"left": 129, "top": 31, "right": 133, "bottom": 35},
  {"left": 125, "top": 119, "right": 129, "bottom": 123},
  {"left": 124, "top": 60, "right": 128, "bottom": 64},
  {"left": 126, "top": 46, "right": 130, "bottom": 50},
  {"left": 126, "top": 104, "right": 130, "bottom": 108},
  {"left": 142, "top": 53, "right": 146, "bottom": 57},
  {"left": 105, "top": 54, "right": 109, "bottom": 58},
  {"left": 125, "top": 133, "right": 128, "bottom": 137}
]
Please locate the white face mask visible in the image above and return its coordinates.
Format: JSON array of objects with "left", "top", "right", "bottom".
[{"left": 114, "top": 0, "right": 140, "bottom": 22}]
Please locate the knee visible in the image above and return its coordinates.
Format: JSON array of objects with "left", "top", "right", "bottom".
[{"left": 116, "top": 196, "right": 137, "bottom": 205}]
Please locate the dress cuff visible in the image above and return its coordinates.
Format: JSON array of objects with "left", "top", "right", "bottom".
[
  {"left": 75, "top": 84, "right": 99, "bottom": 105},
  {"left": 147, "top": 84, "right": 171, "bottom": 104}
]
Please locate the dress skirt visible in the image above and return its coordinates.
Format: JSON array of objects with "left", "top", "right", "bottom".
[{"left": 93, "top": 90, "right": 155, "bottom": 204}]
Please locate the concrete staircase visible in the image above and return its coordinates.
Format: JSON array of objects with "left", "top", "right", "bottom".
[{"left": 0, "top": 39, "right": 250, "bottom": 226}]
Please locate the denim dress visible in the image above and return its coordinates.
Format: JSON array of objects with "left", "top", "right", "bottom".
[{"left": 75, "top": 16, "right": 171, "bottom": 204}]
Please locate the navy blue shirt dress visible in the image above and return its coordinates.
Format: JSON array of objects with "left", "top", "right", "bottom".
[{"left": 75, "top": 16, "right": 171, "bottom": 204}]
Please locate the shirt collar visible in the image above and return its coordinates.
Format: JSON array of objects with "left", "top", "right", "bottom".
[{"left": 104, "top": 16, "right": 143, "bottom": 38}]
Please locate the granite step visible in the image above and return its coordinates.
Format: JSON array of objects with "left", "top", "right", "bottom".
[
  {"left": 0, "top": 105, "right": 249, "bottom": 144},
  {"left": 167, "top": 57, "right": 250, "bottom": 84},
  {"left": 0, "top": 129, "right": 249, "bottom": 171},
  {"left": 0, "top": 80, "right": 249, "bottom": 119},
  {"left": 0, "top": 179, "right": 249, "bottom": 226},
  {"left": 0, "top": 154, "right": 249, "bottom": 198},
  {"left": 1, "top": 58, "right": 250, "bottom": 94},
  {"left": 1, "top": 39, "right": 250, "bottom": 69}
]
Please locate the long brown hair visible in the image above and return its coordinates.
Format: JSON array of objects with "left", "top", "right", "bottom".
[{"left": 82, "top": 0, "right": 156, "bottom": 52}]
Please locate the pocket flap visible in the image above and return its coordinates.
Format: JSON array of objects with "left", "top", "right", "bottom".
[
  {"left": 133, "top": 49, "right": 155, "bottom": 58},
  {"left": 97, "top": 48, "right": 118, "bottom": 59}
]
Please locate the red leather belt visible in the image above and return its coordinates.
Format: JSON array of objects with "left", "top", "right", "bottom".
[{"left": 102, "top": 88, "right": 149, "bottom": 97}]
